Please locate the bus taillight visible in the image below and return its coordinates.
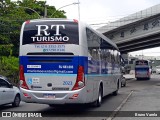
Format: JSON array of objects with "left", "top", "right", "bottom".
[
  {"left": 25, "top": 20, "right": 30, "bottom": 24},
  {"left": 72, "top": 66, "right": 85, "bottom": 90},
  {"left": 20, "top": 65, "right": 29, "bottom": 90},
  {"left": 73, "top": 19, "right": 78, "bottom": 23}
]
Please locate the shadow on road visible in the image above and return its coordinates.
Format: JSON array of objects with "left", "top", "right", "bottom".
[
  {"left": 0, "top": 105, "right": 14, "bottom": 111},
  {"left": 0, "top": 93, "right": 117, "bottom": 117},
  {"left": 37, "top": 94, "right": 116, "bottom": 117}
]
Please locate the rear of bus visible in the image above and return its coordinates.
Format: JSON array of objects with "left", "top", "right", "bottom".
[
  {"left": 135, "top": 60, "right": 151, "bottom": 80},
  {"left": 19, "top": 19, "right": 88, "bottom": 105}
]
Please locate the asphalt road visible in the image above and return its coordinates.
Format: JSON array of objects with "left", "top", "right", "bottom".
[
  {"left": 113, "top": 74, "right": 160, "bottom": 120},
  {"left": 1, "top": 74, "right": 160, "bottom": 120}
]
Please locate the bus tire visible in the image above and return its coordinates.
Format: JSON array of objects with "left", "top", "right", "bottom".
[
  {"left": 113, "top": 81, "right": 119, "bottom": 96},
  {"left": 123, "top": 82, "right": 126, "bottom": 87},
  {"left": 94, "top": 85, "right": 103, "bottom": 107}
]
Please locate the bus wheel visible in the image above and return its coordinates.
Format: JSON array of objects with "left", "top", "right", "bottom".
[
  {"left": 94, "top": 85, "right": 103, "bottom": 107},
  {"left": 113, "top": 81, "right": 119, "bottom": 96}
]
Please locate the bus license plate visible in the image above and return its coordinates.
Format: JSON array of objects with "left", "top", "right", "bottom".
[{"left": 43, "top": 94, "right": 55, "bottom": 99}]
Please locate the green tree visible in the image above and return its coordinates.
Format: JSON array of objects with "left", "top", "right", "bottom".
[
  {"left": 0, "top": 0, "right": 67, "bottom": 84},
  {"left": 0, "top": 0, "right": 66, "bottom": 56},
  {"left": 0, "top": 56, "right": 19, "bottom": 84}
]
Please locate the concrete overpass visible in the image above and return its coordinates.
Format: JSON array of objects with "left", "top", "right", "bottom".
[{"left": 97, "top": 4, "right": 160, "bottom": 54}]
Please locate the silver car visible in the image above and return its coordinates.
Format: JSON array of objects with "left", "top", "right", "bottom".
[
  {"left": 121, "top": 76, "right": 126, "bottom": 87},
  {"left": 0, "top": 76, "right": 21, "bottom": 107},
  {"left": 121, "top": 67, "right": 126, "bottom": 87},
  {"left": 156, "top": 66, "right": 160, "bottom": 74}
]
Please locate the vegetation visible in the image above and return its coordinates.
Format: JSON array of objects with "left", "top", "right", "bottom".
[
  {"left": 0, "top": 56, "right": 19, "bottom": 84},
  {"left": 0, "top": 0, "right": 66, "bottom": 84}
]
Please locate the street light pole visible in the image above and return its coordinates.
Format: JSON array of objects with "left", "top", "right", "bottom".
[
  {"left": 44, "top": 4, "right": 47, "bottom": 18},
  {"left": 50, "top": 2, "right": 80, "bottom": 18},
  {"left": 35, "top": 0, "right": 47, "bottom": 18},
  {"left": 15, "top": 6, "right": 41, "bottom": 18},
  {"left": 77, "top": 0, "right": 80, "bottom": 20}
]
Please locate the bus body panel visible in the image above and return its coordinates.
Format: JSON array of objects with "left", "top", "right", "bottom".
[{"left": 20, "top": 44, "right": 81, "bottom": 56}]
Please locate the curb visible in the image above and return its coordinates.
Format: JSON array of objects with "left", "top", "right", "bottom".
[
  {"left": 125, "top": 78, "right": 135, "bottom": 81},
  {"left": 106, "top": 91, "right": 133, "bottom": 120}
]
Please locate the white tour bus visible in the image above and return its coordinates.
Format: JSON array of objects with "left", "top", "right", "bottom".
[
  {"left": 19, "top": 18, "right": 121, "bottom": 107},
  {"left": 135, "top": 60, "right": 151, "bottom": 80}
]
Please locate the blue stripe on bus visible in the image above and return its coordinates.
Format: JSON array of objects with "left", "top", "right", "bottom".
[
  {"left": 20, "top": 56, "right": 120, "bottom": 75},
  {"left": 24, "top": 73, "right": 114, "bottom": 77},
  {"left": 20, "top": 56, "right": 88, "bottom": 74}
]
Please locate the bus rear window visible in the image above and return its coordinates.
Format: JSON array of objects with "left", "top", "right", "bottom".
[
  {"left": 136, "top": 61, "right": 148, "bottom": 65},
  {"left": 22, "top": 21, "right": 79, "bottom": 45}
]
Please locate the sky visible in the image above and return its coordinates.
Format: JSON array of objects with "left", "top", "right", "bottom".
[
  {"left": 11, "top": 0, "right": 160, "bottom": 56},
  {"left": 46, "top": 0, "right": 160, "bottom": 26},
  {"left": 46, "top": 0, "right": 160, "bottom": 57}
]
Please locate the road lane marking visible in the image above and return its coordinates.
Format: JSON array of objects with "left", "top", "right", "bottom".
[{"left": 106, "top": 90, "right": 133, "bottom": 120}]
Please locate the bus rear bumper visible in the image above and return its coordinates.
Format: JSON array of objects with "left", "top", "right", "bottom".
[
  {"left": 135, "top": 75, "right": 150, "bottom": 78},
  {"left": 20, "top": 87, "right": 87, "bottom": 104}
]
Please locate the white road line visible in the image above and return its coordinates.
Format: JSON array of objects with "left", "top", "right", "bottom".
[{"left": 106, "top": 90, "right": 134, "bottom": 120}]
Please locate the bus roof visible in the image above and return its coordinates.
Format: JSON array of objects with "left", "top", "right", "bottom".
[{"left": 25, "top": 18, "right": 76, "bottom": 23}]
